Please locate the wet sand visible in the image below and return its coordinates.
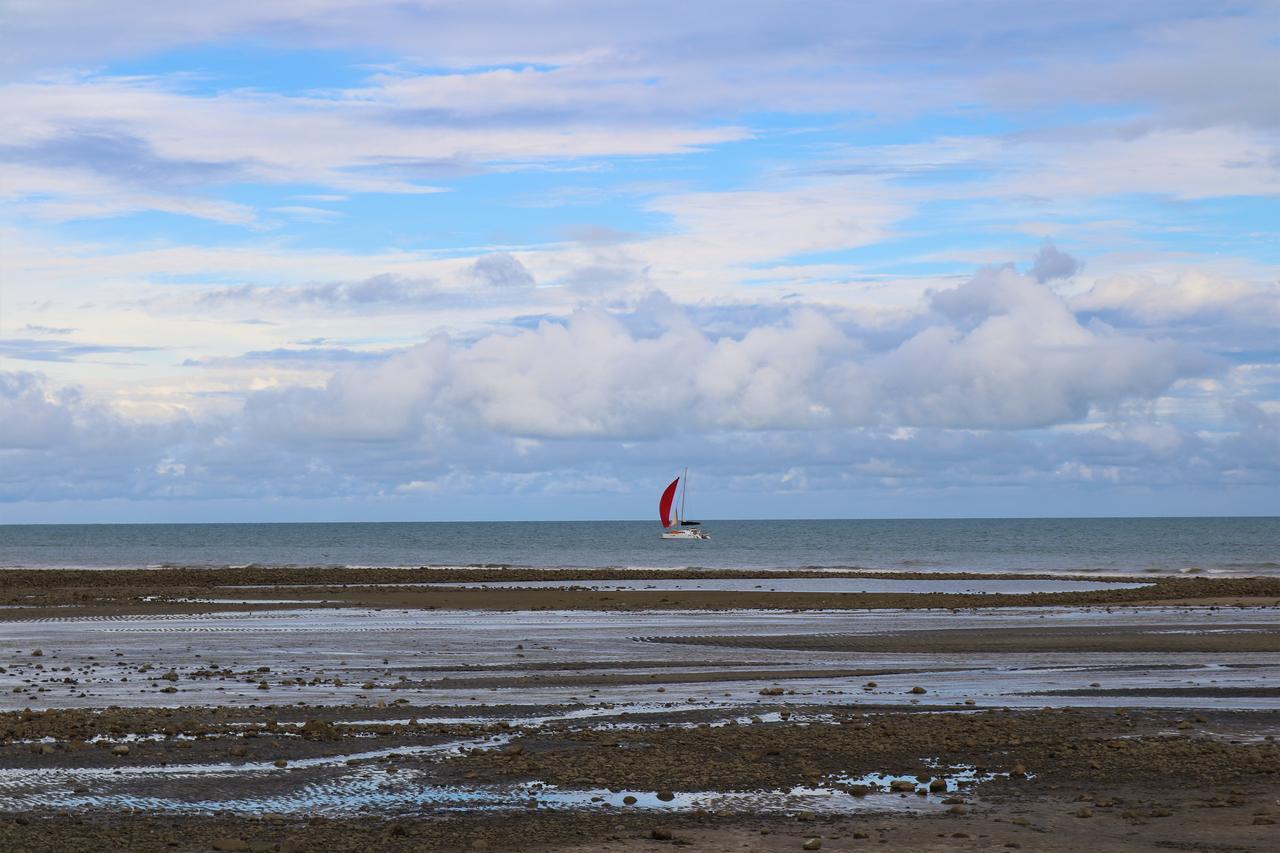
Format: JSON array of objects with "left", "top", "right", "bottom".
[{"left": 1, "top": 567, "right": 1278, "bottom": 851}]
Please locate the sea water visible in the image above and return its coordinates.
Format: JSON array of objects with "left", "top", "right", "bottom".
[{"left": 0, "top": 517, "right": 1276, "bottom": 575}]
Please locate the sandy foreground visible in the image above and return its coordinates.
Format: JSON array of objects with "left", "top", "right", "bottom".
[{"left": 1, "top": 568, "right": 1278, "bottom": 851}]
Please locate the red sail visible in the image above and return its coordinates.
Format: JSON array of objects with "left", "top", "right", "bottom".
[{"left": 658, "top": 477, "right": 680, "bottom": 528}]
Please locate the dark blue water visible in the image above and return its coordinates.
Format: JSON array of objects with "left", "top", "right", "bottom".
[{"left": 0, "top": 518, "right": 1276, "bottom": 575}]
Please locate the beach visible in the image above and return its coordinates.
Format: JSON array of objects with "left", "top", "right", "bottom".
[{"left": 2, "top": 566, "right": 1278, "bottom": 851}]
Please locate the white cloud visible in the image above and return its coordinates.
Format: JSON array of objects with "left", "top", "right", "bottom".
[
  {"left": 1073, "top": 270, "right": 1280, "bottom": 325},
  {"left": 242, "top": 267, "right": 1209, "bottom": 444}
]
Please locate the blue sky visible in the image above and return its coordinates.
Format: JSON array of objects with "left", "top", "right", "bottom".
[{"left": 1, "top": 1, "right": 1278, "bottom": 521}]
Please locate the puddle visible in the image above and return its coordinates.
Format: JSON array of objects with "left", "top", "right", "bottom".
[
  {"left": 429, "top": 578, "right": 1147, "bottom": 595},
  {"left": 0, "top": 747, "right": 1016, "bottom": 817}
]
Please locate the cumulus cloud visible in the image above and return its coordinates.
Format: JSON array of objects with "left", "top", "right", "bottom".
[
  {"left": 1072, "top": 271, "right": 1279, "bottom": 326},
  {"left": 0, "top": 371, "right": 187, "bottom": 501},
  {"left": 470, "top": 253, "right": 536, "bottom": 289},
  {"left": 1029, "top": 239, "right": 1080, "bottom": 282},
  {"left": 243, "top": 267, "right": 1210, "bottom": 445}
]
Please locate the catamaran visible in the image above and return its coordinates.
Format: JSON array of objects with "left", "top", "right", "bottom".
[{"left": 659, "top": 468, "right": 709, "bottom": 539}]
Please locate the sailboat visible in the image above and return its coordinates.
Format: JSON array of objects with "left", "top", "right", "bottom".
[{"left": 659, "top": 468, "right": 710, "bottom": 539}]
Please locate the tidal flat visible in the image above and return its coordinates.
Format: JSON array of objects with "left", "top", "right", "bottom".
[{"left": 1, "top": 568, "right": 1278, "bottom": 851}]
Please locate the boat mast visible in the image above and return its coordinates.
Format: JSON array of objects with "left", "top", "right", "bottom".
[{"left": 680, "top": 466, "right": 688, "bottom": 525}]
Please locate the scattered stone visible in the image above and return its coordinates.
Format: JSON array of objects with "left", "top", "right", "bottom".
[
  {"left": 623, "top": 795, "right": 637, "bottom": 805},
  {"left": 760, "top": 687, "right": 784, "bottom": 696},
  {"left": 948, "top": 805, "right": 968, "bottom": 815},
  {"left": 890, "top": 780, "right": 916, "bottom": 792},
  {"left": 30, "top": 649, "right": 42, "bottom": 657},
  {"left": 1011, "top": 762, "right": 1026, "bottom": 777},
  {"left": 651, "top": 827, "right": 674, "bottom": 840},
  {"left": 802, "top": 838, "right": 822, "bottom": 850},
  {"left": 909, "top": 686, "right": 926, "bottom": 694},
  {"left": 929, "top": 778, "right": 947, "bottom": 793},
  {"left": 1075, "top": 808, "right": 1093, "bottom": 818},
  {"left": 1252, "top": 816, "right": 1276, "bottom": 825},
  {"left": 228, "top": 745, "right": 248, "bottom": 758},
  {"left": 656, "top": 790, "right": 675, "bottom": 802},
  {"left": 501, "top": 743, "right": 524, "bottom": 756},
  {"left": 110, "top": 745, "right": 129, "bottom": 756},
  {"left": 274, "top": 759, "right": 288, "bottom": 768}
]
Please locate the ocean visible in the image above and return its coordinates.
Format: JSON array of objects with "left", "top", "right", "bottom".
[{"left": 0, "top": 517, "right": 1276, "bottom": 576}]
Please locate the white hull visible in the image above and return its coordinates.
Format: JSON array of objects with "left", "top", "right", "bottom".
[{"left": 662, "top": 527, "right": 709, "bottom": 540}]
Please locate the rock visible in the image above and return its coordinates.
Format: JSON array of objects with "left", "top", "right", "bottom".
[
  {"left": 909, "top": 686, "right": 926, "bottom": 694},
  {"left": 301, "top": 719, "right": 340, "bottom": 741},
  {"left": 656, "top": 789, "right": 675, "bottom": 801},
  {"left": 947, "top": 804, "right": 967, "bottom": 815},
  {"left": 162, "top": 670, "right": 178, "bottom": 681},
  {"left": 1010, "top": 762, "right": 1026, "bottom": 777},
  {"left": 1252, "top": 816, "right": 1276, "bottom": 825},
  {"left": 929, "top": 778, "right": 947, "bottom": 793},
  {"left": 111, "top": 744, "right": 129, "bottom": 756},
  {"left": 361, "top": 682, "right": 376, "bottom": 690},
  {"left": 759, "top": 687, "right": 784, "bottom": 696},
  {"left": 501, "top": 743, "right": 524, "bottom": 756},
  {"left": 30, "top": 649, "right": 42, "bottom": 657},
  {"left": 796, "top": 810, "right": 815, "bottom": 821},
  {"left": 802, "top": 839, "right": 822, "bottom": 850},
  {"left": 864, "top": 681, "right": 877, "bottom": 688},
  {"left": 228, "top": 744, "right": 248, "bottom": 758},
  {"left": 651, "top": 827, "right": 674, "bottom": 840},
  {"left": 470, "top": 840, "right": 489, "bottom": 850},
  {"left": 623, "top": 795, "right": 637, "bottom": 805},
  {"left": 211, "top": 840, "right": 248, "bottom": 852},
  {"left": 274, "top": 759, "right": 288, "bottom": 768},
  {"left": 889, "top": 779, "right": 916, "bottom": 792},
  {"left": 964, "top": 698, "right": 976, "bottom": 705},
  {"left": 1075, "top": 808, "right": 1092, "bottom": 818},
  {"left": 256, "top": 681, "right": 269, "bottom": 690}
]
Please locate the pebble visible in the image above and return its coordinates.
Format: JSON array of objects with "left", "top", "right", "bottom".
[
  {"left": 802, "top": 838, "right": 822, "bottom": 850},
  {"left": 909, "top": 686, "right": 927, "bottom": 694},
  {"left": 623, "top": 795, "right": 637, "bottom": 805},
  {"left": 656, "top": 789, "right": 675, "bottom": 801}
]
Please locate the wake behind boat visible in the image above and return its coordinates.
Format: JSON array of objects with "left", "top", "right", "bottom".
[{"left": 659, "top": 468, "right": 709, "bottom": 539}]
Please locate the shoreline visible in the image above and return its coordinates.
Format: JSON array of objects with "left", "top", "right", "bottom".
[{"left": 2, "top": 566, "right": 1277, "bottom": 851}]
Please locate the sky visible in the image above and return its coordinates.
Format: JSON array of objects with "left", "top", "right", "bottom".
[{"left": 1, "top": 1, "right": 1278, "bottom": 523}]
